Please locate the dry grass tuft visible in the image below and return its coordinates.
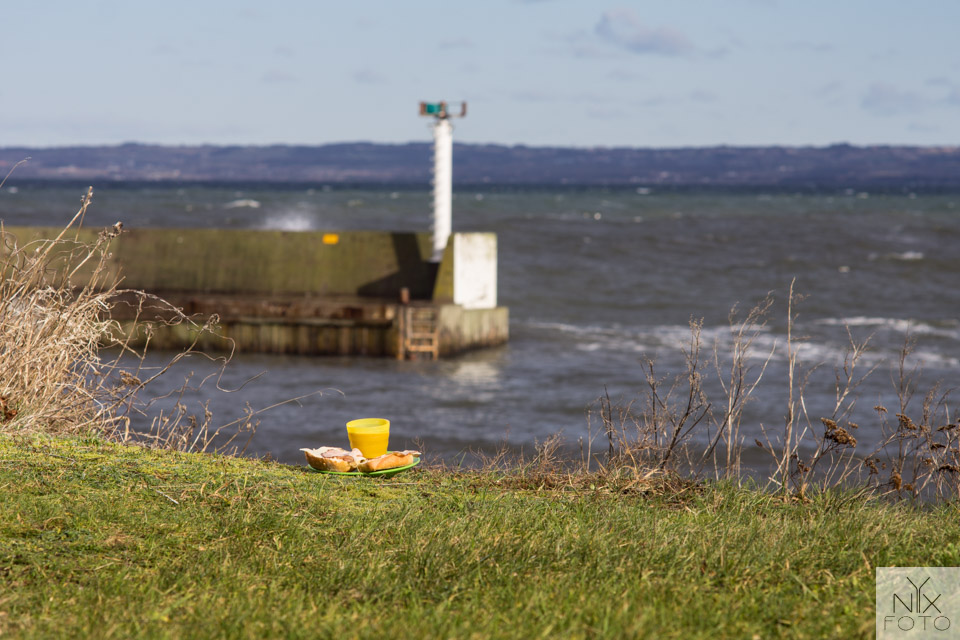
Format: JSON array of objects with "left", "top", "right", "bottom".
[
  {"left": 452, "top": 432, "right": 702, "bottom": 501},
  {"left": 0, "top": 187, "right": 316, "bottom": 454},
  {"left": 0, "top": 188, "right": 121, "bottom": 435}
]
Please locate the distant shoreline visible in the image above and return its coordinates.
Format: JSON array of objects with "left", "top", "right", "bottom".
[
  {"left": 5, "top": 178, "right": 960, "bottom": 195},
  {"left": 3, "top": 142, "right": 960, "bottom": 189}
]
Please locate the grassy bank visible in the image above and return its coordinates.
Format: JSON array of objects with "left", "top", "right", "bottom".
[{"left": 2, "top": 436, "right": 958, "bottom": 639}]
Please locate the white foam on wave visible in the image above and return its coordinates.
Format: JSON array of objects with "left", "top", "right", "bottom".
[
  {"left": 525, "top": 320, "right": 627, "bottom": 337},
  {"left": 578, "top": 343, "right": 605, "bottom": 352},
  {"left": 525, "top": 320, "right": 774, "bottom": 358},
  {"left": 523, "top": 317, "right": 959, "bottom": 370},
  {"left": 524, "top": 320, "right": 656, "bottom": 353},
  {"left": 223, "top": 198, "right": 261, "bottom": 209},
  {"left": 891, "top": 251, "right": 925, "bottom": 261},
  {"left": 816, "top": 317, "right": 960, "bottom": 339},
  {"left": 258, "top": 211, "right": 316, "bottom": 231},
  {"left": 868, "top": 250, "right": 925, "bottom": 261},
  {"left": 818, "top": 316, "right": 914, "bottom": 329}
]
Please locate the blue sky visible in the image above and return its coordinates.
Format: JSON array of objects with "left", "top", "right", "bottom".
[{"left": 2, "top": 0, "right": 959, "bottom": 148}]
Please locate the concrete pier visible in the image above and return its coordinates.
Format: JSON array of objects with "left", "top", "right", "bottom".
[{"left": 7, "top": 226, "right": 509, "bottom": 358}]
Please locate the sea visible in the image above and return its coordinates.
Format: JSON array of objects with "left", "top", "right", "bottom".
[{"left": 2, "top": 183, "right": 959, "bottom": 472}]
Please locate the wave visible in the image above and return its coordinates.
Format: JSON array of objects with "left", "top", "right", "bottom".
[
  {"left": 521, "top": 318, "right": 959, "bottom": 369},
  {"left": 867, "top": 250, "right": 924, "bottom": 261},
  {"left": 257, "top": 211, "right": 316, "bottom": 231},
  {"left": 523, "top": 320, "right": 771, "bottom": 357},
  {"left": 223, "top": 198, "right": 261, "bottom": 209},
  {"left": 816, "top": 316, "right": 960, "bottom": 339}
]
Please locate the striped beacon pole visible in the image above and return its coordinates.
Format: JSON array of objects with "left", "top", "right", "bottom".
[{"left": 419, "top": 101, "right": 467, "bottom": 263}]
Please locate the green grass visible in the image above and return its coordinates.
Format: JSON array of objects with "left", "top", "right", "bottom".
[{"left": 1, "top": 436, "right": 958, "bottom": 639}]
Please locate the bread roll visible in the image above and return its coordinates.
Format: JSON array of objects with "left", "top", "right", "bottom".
[
  {"left": 301, "top": 447, "right": 365, "bottom": 472},
  {"left": 303, "top": 451, "right": 352, "bottom": 472},
  {"left": 358, "top": 451, "right": 419, "bottom": 473}
]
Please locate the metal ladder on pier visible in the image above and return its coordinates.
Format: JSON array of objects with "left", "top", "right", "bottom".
[{"left": 400, "top": 306, "right": 439, "bottom": 360}]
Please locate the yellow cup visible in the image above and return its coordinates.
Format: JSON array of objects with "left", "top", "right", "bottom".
[{"left": 346, "top": 418, "right": 390, "bottom": 458}]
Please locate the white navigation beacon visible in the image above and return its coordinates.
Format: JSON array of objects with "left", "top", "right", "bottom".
[{"left": 419, "top": 101, "right": 467, "bottom": 263}]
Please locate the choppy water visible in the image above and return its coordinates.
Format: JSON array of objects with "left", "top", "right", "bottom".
[{"left": 3, "top": 183, "right": 959, "bottom": 469}]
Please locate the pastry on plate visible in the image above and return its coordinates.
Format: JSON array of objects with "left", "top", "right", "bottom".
[{"left": 357, "top": 450, "right": 421, "bottom": 473}]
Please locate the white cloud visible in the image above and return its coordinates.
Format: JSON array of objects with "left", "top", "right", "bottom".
[
  {"left": 817, "top": 81, "right": 843, "bottom": 97},
  {"left": 861, "top": 83, "right": 925, "bottom": 116},
  {"left": 151, "top": 43, "right": 178, "bottom": 56},
  {"left": 353, "top": 69, "right": 388, "bottom": 85},
  {"left": 688, "top": 90, "right": 718, "bottom": 103},
  {"left": 510, "top": 89, "right": 555, "bottom": 102},
  {"left": 703, "top": 45, "right": 732, "bottom": 59},
  {"left": 507, "top": 89, "right": 606, "bottom": 105},
  {"left": 784, "top": 41, "right": 834, "bottom": 53},
  {"left": 607, "top": 69, "right": 644, "bottom": 81},
  {"left": 544, "top": 29, "right": 620, "bottom": 59},
  {"left": 585, "top": 106, "right": 628, "bottom": 119},
  {"left": 594, "top": 9, "right": 694, "bottom": 56},
  {"left": 907, "top": 122, "right": 940, "bottom": 133},
  {"left": 439, "top": 37, "right": 474, "bottom": 50},
  {"left": 261, "top": 69, "right": 297, "bottom": 84}
]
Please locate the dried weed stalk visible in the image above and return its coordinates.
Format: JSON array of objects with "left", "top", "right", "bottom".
[
  {"left": 704, "top": 295, "right": 775, "bottom": 480},
  {"left": 588, "top": 320, "right": 711, "bottom": 476},
  {"left": 588, "top": 294, "right": 776, "bottom": 483},
  {"left": 864, "top": 336, "right": 958, "bottom": 502}
]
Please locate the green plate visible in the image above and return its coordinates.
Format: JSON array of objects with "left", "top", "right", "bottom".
[{"left": 309, "top": 456, "right": 420, "bottom": 477}]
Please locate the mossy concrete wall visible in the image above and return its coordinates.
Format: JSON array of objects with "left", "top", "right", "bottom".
[{"left": 7, "top": 227, "right": 438, "bottom": 299}]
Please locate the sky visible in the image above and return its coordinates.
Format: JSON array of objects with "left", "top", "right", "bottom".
[{"left": 2, "top": 0, "right": 959, "bottom": 149}]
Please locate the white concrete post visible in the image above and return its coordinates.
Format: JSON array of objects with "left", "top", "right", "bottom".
[{"left": 431, "top": 117, "right": 453, "bottom": 263}]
